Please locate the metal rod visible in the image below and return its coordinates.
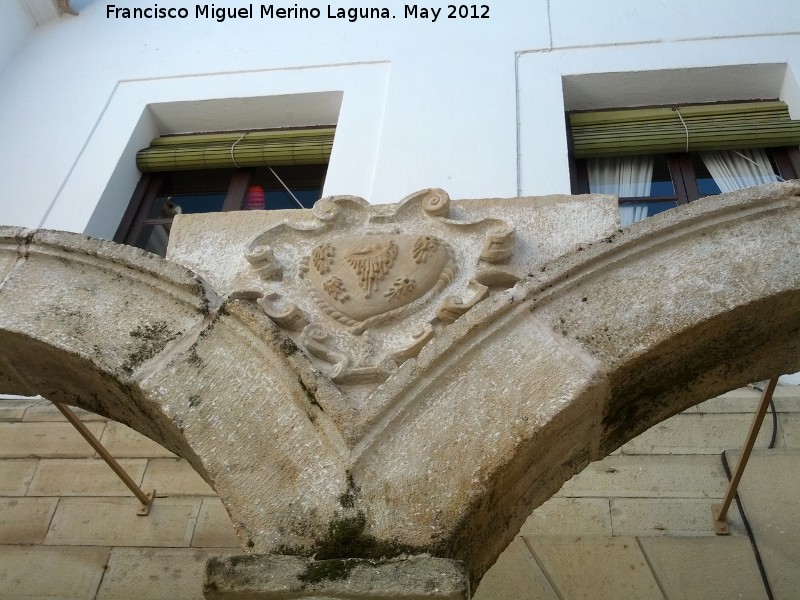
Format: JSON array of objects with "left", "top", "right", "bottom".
[
  {"left": 712, "top": 378, "right": 778, "bottom": 535},
  {"left": 52, "top": 401, "right": 155, "bottom": 515}
]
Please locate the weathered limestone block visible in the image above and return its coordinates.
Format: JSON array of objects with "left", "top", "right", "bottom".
[
  {"left": 204, "top": 554, "right": 468, "bottom": 599},
  {"left": 0, "top": 183, "right": 798, "bottom": 596}
]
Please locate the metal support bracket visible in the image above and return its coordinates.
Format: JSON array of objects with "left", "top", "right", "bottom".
[
  {"left": 52, "top": 401, "right": 156, "bottom": 516},
  {"left": 712, "top": 377, "right": 778, "bottom": 535},
  {"left": 137, "top": 489, "right": 157, "bottom": 516}
]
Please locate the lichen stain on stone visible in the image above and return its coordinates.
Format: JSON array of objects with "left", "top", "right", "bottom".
[
  {"left": 298, "top": 558, "right": 359, "bottom": 584},
  {"left": 297, "top": 377, "right": 321, "bottom": 410},
  {"left": 121, "top": 320, "right": 176, "bottom": 375},
  {"left": 277, "top": 335, "right": 299, "bottom": 357},
  {"left": 337, "top": 471, "right": 357, "bottom": 509}
]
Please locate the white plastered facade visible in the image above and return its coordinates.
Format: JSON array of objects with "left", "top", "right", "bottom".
[{"left": 0, "top": 0, "right": 798, "bottom": 235}]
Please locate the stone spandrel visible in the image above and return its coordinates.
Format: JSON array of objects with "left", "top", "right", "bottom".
[
  {"left": 167, "top": 190, "right": 618, "bottom": 299},
  {"left": 167, "top": 190, "right": 618, "bottom": 444}
]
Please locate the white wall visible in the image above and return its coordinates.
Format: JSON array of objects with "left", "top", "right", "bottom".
[
  {"left": 0, "top": 0, "right": 798, "bottom": 234},
  {"left": 0, "top": 2, "right": 35, "bottom": 73}
]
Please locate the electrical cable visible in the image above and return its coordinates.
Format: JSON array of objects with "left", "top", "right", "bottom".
[
  {"left": 266, "top": 165, "right": 305, "bottom": 209},
  {"left": 719, "top": 451, "right": 775, "bottom": 600},
  {"left": 768, "top": 398, "right": 778, "bottom": 449},
  {"left": 230, "top": 131, "right": 305, "bottom": 209}
]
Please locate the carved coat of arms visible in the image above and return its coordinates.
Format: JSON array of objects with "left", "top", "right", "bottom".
[{"left": 237, "top": 189, "right": 518, "bottom": 401}]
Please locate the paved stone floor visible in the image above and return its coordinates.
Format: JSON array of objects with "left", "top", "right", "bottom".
[{"left": 0, "top": 386, "right": 798, "bottom": 599}]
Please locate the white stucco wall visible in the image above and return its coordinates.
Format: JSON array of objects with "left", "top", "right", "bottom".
[
  {"left": 0, "top": 0, "right": 798, "bottom": 236},
  {"left": 0, "top": 1, "right": 35, "bottom": 73}
]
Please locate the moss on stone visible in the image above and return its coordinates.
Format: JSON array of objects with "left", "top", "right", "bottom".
[
  {"left": 313, "top": 512, "right": 428, "bottom": 561},
  {"left": 298, "top": 558, "right": 358, "bottom": 584}
]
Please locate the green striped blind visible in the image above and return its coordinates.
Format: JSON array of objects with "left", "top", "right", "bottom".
[
  {"left": 136, "top": 127, "right": 335, "bottom": 172},
  {"left": 569, "top": 101, "right": 800, "bottom": 158}
]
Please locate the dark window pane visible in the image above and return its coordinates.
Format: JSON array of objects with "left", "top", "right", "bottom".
[
  {"left": 169, "top": 193, "right": 227, "bottom": 214},
  {"left": 134, "top": 224, "right": 171, "bottom": 258},
  {"left": 648, "top": 156, "right": 675, "bottom": 197},
  {"left": 145, "top": 196, "right": 183, "bottom": 219},
  {"left": 263, "top": 189, "right": 320, "bottom": 210},
  {"left": 690, "top": 155, "right": 722, "bottom": 196},
  {"left": 249, "top": 164, "right": 327, "bottom": 210},
  {"left": 619, "top": 200, "right": 678, "bottom": 226}
]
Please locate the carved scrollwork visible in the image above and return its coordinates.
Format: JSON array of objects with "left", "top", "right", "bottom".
[
  {"left": 480, "top": 226, "right": 515, "bottom": 264},
  {"left": 257, "top": 292, "right": 309, "bottom": 331},
  {"left": 245, "top": 245, "right": 282, "bottom": 280},
  {"left": 312, "top": 197, "right": 340, "bottom": 221},
  {"left": 422, "top": 189, "right": 450, "bottom": 217},
  {"left": 301, "top": 323, "right": 350, "bottom": 380},
  {"left": 391, "top": 323, "right": 435, "bottom": 364},
  {"left": 436, "top": 281, "right": 490, "bottom": 325},
  {"left": 474, "top": 266, "right": 522, "bottom": 289}
]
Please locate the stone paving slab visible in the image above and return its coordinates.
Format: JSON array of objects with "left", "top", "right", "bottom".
[
  {"left": 0, "top": 421, "right": 106, "bottom": 458},
  {"left": 0, "top": 497, "right": 59, "bottom": 543},
  {"left": 473, "top": 537, "right": 557, "bottom": 600},
  {"left": 729, "top": 449, "right": 800, "bottom": 600},
  {"left": 27, "top": 458, "right": 147, "bottom": 496},
  {"left": 621, "top": 413, "right": 776, "bottom": 455},
  {"left": 0, "top": 458, "right": 37, "bottom": 495},
  {"left": 559, "top": 454, "right": 729, "bottom": 498},
  {"left": 0, "top": 398, "right": 40, "bottom": 421},
  {"left": 638, "top": 536, "right": 768, "bottom": 600},
  {"left": 0, "top": 545, "right": 110, "bottom": 600},
  {"left": 191, "top": 498, "right": 241, "bottom": 548},
  {"left": 44, "top": 496, "right": 201, "bottom": 546},
  {"left": 697, "top": 387, "right": 800, "bottom": 414},
  {"left": 22, "top": 401, "right": 108, "bottom": 422},
  {"left": 98, "top": 421, "right": 177, "bottom": 458},
  {"left": 770, "top": 385, "right": 800, "bottom": 401},
  {"left": 778, "top": 414, "right": 800, "bottom": 448},
  {"left": 520, "top": 497, "right": 612, "bottom": 536},
  {"left": 141, "top": 457, "right": 215, "bottom": 496},
  {"left": 611, "top": 498, "right": 746, "bottom": 537},
  {"left": 525, "top": 535, "right": 663, "bottom": 600},
  {"left": 96, "top": 547, "right": 223, "bottom": 600}
]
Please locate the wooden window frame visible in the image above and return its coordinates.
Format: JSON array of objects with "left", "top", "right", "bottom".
[{"left": 114, "top": 164, "right": 328, "bottom": 252}]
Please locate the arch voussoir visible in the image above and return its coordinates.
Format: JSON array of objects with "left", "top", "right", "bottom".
[{"left": 0, "top": 228, "right": 350, "bottom": 554}]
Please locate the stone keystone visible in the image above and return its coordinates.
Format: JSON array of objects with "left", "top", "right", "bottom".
[{"left": 0, "top": 183, "right": 799, "bottom": 597}]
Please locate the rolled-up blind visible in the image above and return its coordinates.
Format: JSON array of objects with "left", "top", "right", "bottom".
[
  {"left": 136, "top": 127, "right": 335, "bottom": 172},
  {"left": 569, "top": 101, "right": 800, "bottom": 158}
]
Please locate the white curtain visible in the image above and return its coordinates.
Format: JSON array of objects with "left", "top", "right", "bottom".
[
  {"left": 588, "top": 155, "right": 654, "bottom": 226},
  {"left": 700, "top": 149, "right": 780, "bottom": 193}
]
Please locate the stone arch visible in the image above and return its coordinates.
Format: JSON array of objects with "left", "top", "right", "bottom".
[
  {"left": 0, "top": 182, "right": 798, "bottom": 590},
  {"left": 351, "top": 182, "right": 800, "bottom": 582},
  {"left": 0, "top": 227, "right": 350, "bottom": 553}
]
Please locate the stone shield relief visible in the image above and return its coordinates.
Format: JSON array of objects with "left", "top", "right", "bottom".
[{"left": 238, "top": 189, "right": 518, "bottom": 397}]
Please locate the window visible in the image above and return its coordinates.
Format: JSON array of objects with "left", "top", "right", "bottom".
[
  {"left": 114, "top": 127, "right": 334, "bottom": 256},
  {"left": 568, "top": 101, "right": 800, "bottom": 226},
  {"left": 572, "top": 148, "right": 798, "bottom": 226}
]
